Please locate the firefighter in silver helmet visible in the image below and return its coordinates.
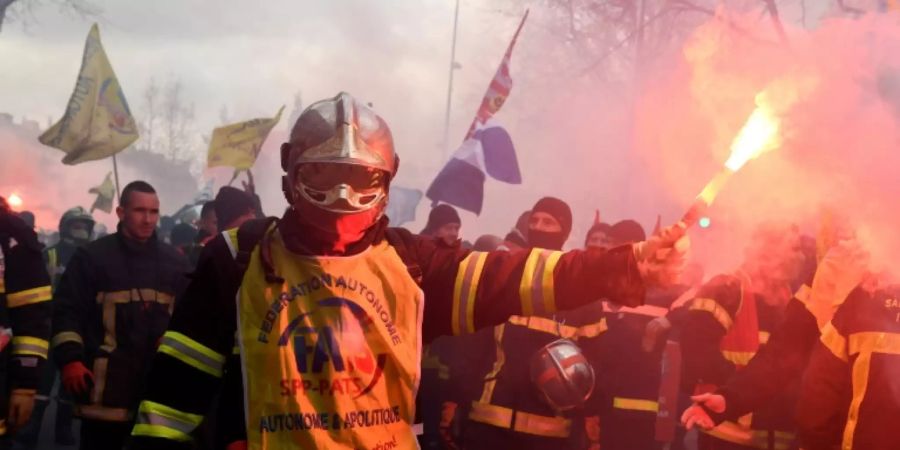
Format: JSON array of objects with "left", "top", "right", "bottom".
[{"left": 127, "top": 92, "right": 689, "bottom": 450}]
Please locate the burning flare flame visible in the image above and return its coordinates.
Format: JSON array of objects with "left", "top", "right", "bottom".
[
  {"left": 697, "top": 103, "right": 782, "bottom": 206},
  {"left": 7, "top": 193, "right": 23, "bottom": 209},
  {"left": 725, "top": 104, "right": 781, "bottom": 172}
]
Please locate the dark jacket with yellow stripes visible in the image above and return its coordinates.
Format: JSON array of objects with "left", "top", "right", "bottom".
[
  {"left": 127, "top": 211, "right": 646, "bottom": 449},
  {"left": 796, "top": 284, "right": 900, "bottom": 450},
  {"left": 594, "top": 286, "right": 687, "bottom": 450},
  {"left": 0, "top": 212, "right": 53, "bottom": 421},
  {"left": 51, "top": 227, "right": 189, "bottom": 422},
  {"left": 678, "top": 273, "right": 796, "bottom": 448},
  {"left": 713, "top": 285, "right": 819, "bottom": 424},
  {"left": 461, "top": 301, "right": 610, "bottom": 447}
]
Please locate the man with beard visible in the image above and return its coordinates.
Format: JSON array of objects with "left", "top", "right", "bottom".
[
  {"left": 125, "top": 93, "right": 688, "bottom": 450},
  {"left": 18, "top": 207, "right": 95, "bottom": 448},
  {"left": 678, "top": 223, "right": 806, "bottom": 450}
]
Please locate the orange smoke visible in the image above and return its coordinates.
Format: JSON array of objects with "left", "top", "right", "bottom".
[{"left": 635, "top": 12, "right": 900, "bottom": 277}]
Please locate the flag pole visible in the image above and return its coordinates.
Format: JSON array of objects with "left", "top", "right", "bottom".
[
  {"left": 112, "top": 154, "right": 122, "bottom": 202},
  {"left": 441, "top": 0, "right": 461, "bottom": 159}
]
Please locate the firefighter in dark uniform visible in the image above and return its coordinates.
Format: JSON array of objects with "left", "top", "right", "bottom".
[
  {"left": 677, "top": 223, "right": 805, "bottom": 450},
  {"left": 17, "top": 206, "right": 94, "bottom": 448},
  {"left": 590, "top": 219, "right": 688, "bottom": 450},
  {"left": 795, "top": 278, "right": 899, "bottom": 450},
  {"left": 680, "top": 235, "right": 869, "bottom": 445},
  {"left": 123, "top": 92, "right": 689, "bottom": 450},
  {"left": 0, "top": 197, "right": 53, "bottom": 448},
  {"left": 458, "top": 197, "right": 611, "bottom": 450},
  {"left": 51, "top": 182, "right": 190, "bottom": 450}
]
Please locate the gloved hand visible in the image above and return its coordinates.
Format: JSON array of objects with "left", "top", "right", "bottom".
[
  {"left": 7, "top": 389, "right": 36, "bottom": 432},
  {"left": 681, "top": 392, "right": 726, "bottom": 430},
  {"left": 633, "top": 223, "right": 690, "bottom": 286},
  {"left": 226, "top": 440, "right": 248, "bottom": 450},
  {"left": 62, "top": 361, "right": 94, "bottom": 397}
]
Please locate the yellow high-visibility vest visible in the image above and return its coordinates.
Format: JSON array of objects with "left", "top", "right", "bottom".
[{"left": 237, "top": 231, "right": 423, "bottom": 449}]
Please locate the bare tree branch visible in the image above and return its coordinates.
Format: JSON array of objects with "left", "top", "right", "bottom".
[
  {"left": 0, "top": 0, "right": 101, "bottom": 34},
  {"left": 0, "top": 0, "right": 12, "bottom": 32},
  {"left": 762, "top": 0, "right": 790, "bottom": 46},
  {"left": 835, "top": 0, "right": 865, "bottom": 16}
]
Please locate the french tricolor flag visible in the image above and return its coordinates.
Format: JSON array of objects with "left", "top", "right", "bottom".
[{"left": 426, "top": 10, "right": 528, "bottom": 215}]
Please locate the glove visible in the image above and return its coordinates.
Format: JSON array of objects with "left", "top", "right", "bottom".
[
  {"left": 633, "top": 223, "right": 690, "bottom": 286},
  {"left": 681, "top": 392, "right": 726, "bottom": 430},
  {"left": 7, "top": 389, "right": 36, "bottom": 432},
  {"left": 62, "top": 361, "right": 94, "bottom": 397},
  {"left": 226, "top": 441, "right": 248, "bottom": 450}
]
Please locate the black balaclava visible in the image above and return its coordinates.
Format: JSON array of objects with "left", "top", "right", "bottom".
[{"left": 527, "top": 197, "right": 573, "bottom": 250}]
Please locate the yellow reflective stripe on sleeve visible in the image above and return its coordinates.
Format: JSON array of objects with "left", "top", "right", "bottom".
[
  {"left": 848, "top": 331, "right": 900, "bottom": 355},
  {"left": 540, "top": 251, "right": 562, "bottom": 313},
  {"left": 51, "top": 331, "right": 84, "bottom": 348},
  {"left": 689, "top": 297, "right": 733, "bottom": 331},
  {"left": 721, "top": 350, "right": 755, "bottom": 366},
  {"left": 132, "top": 424, "right": 193, "bottom": 442},
  {"left": 12, "top": 337, "right": 49, "bottom": 358},
  {"left": 842, "top": 329, "right": 900, "bottom": 448},
  {"left": 519, "top": 249, "right": 562, "bottom": 316},
  {"left": 507, "top": 315, "right": 608, "bottom": 340},
  {"left": 451, "top": 252, "right": 488, "bottom": 335},
  {"left": 613, "top": 397, "right": 660, "bottom": 413},
  {"left": 759, "top": 331, "right": 770, "bottom": 345},
  {"left": 132, "top": 400, "right": 203, "bottom": 442},
  {"left": 843, "top": 350, "right": 872, "bottom": 450},
  {"left": 7, "top": 286, "right": 52, "bottom": 308},
  {"left": 819, "top": 322, "right": 848, "bottom": 362},
  {"left": 157, "top": 331, "right": 226, "bottom": 378},
  {"left": 479, "top": 324, "right": 506, "bottom": 403}
]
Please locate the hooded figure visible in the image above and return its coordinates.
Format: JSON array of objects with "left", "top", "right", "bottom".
[
  {"left": 420, "top": 204, "right": 461, "bottom": 246},
  {"left": 214, "top": 187, "right": 257, "bottom": 231},
  {"left": 527, "top": 197, "right": 573, "bottom": 250}
]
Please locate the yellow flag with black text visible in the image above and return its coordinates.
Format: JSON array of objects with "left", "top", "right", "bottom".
[
  {"left": 89, "top": 172, "right": 116, "bottom": 213},
  {"left": 207, "top": 106, "right": 285, "bottom": 170},
  {"left": 39, "top": 24, "right": 138, "bottom": 165}
]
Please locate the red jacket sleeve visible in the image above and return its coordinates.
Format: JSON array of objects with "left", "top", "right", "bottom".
[{"left": 416, "top": 238, "right": 644, "bottom": 343}]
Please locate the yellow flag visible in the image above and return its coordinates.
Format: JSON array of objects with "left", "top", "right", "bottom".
[
  {"left": 39, "top": 24, "right": 138, "bottom": 165},
  {"left": 89, "top": 172, "right": 116, "bottom": 213},
  {"left": 207, "top": 106, "right": 285, "bottom": 170}
]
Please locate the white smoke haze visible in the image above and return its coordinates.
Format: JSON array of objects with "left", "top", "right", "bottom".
[{"left": 1, "top": 0, "right": 899, "bottom": 281}]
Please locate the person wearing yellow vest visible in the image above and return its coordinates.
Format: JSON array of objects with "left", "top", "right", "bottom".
[{"left": 126, "top": 92, "right": 689, "bottom": 450}]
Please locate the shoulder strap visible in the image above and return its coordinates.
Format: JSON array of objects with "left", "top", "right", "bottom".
[
  {"left": 226, "top": 217, "right": 279, "bottom": 275},
  {"left": 384, "top": 228, "right": 422, "bottom": 285}
]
